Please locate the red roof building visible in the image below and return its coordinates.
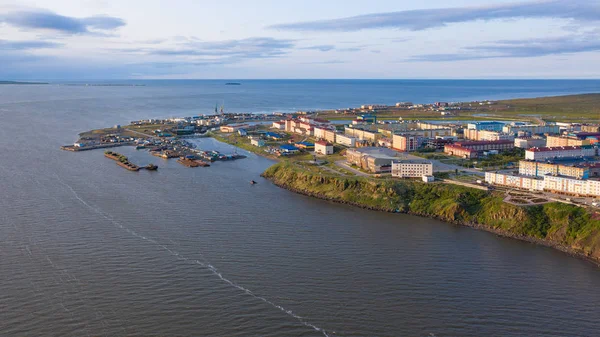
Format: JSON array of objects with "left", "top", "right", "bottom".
[{"left": 444, "top": 144, "right": 477, "bottom": 159}]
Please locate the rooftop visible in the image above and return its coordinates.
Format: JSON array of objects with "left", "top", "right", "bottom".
[
  {"left": 393, "top": 159, "right": 433, "bottom": 165},
  {"left": 520, "top": 159, "right": 600, "bottom": 168},
  {"left": 348, "top": 147, "right": 399, "bottom": 159},
  {"left": 575, "top": 132, "right": 600, "bottom": 139},
  {"left": 527, "top": 145, "right": 594, "bottom": 152},
  {"left": 296, "top": 141, "right": 314, "bottom": 146},
  {"left": 455, "top": 140, "right": 514, "bottom": 146},
  {"left": 265, "top": 132, "right": 283, "bottom": 138},
  {"left": 469, "top": 121, "right": 504, "bottom": 124},
  {"left": 280, "top": 144, "right": 299, "bottom": 150},
  {"left": 444, "top": 144, "right": 476, "bottom": 152}
]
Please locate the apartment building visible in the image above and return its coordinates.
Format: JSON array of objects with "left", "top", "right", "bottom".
[
  {"left": 514, "top": 137, "right": 546, "bottom": 149},
  {"left": 525, "top": 146, "right": 596, "bottom": 161},
  {"left": 346, "top": 147, "right": 399, "bottom": 173},
  {"left": 467, "top": 121, "right": 504, "bottom": 131},
  {"left": 453, "top": 140, "right": 515, "bottom": 152},
  {"left": 518, "top": 160, "right": 590, "bottom": 179},
  {"left": 546, "top": 135, "right": 590, "bottom": 147},
  {"left": 444, "top": 144, "right": 477, "bottom": 159},
  {"left": 335, "top": 134, "right": 357, "bottom": 147},
  {"left": 485, "top": 172, "right": 600, "bottom": 197},
  {"left": 392, "top": 134, "right": 423, "bottom": 152},
  {"left": 503, "top": 124, "right": 560, "bottom": 135},
  {"left": 391, "top": 160, "right": 433, "bottom": 178}
]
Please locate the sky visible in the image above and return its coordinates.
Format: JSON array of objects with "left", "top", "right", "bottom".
[{"left": 1, "top": 0, "right": 599, "bottom": 79}]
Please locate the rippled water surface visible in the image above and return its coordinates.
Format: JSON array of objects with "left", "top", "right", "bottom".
[{"left": 1, "top": 80, "right": 600, "bottom": 336}]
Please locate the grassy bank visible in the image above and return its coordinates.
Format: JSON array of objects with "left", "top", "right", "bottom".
[
  {"left": 498, "top": 93, "right": 600, "bottom": 121},
  {"left": 262, "top": 162, "right": 600, "bottom": 264},
  {"left": 210, "top": 131, "right": 282, "bottom": 160}
]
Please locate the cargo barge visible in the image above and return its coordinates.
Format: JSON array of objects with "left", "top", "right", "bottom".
[
  {"left": 104, "top": 151, "right": 141, "bottom": 171},
  {"left": 177, "top": 157, "right": 210, "bottom": 167}
]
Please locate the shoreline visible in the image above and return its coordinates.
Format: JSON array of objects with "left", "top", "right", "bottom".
[
  {"left": 260, "top": 161, "right": 600, "bottom": 267},
  {"left": 264, "top": 176, "right": 600, "bottom": 267},
  {"left": 211, "top": 136, "right": 600, "bottom": 268}
]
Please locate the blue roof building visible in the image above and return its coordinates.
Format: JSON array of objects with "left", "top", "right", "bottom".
[
  {"left": 358, "top": 114, "right": 377, "bottom": 123},
  {"left": 280, "top": 144, "right": 299, "bottom": 153},
  {"left": 265, "top": 132, "right": 284, "bottom": 139},
  {"left": 295, "top": 141, "right": 315, "bottom": 149},
  {"left": 467, "top": 121, "right": 504, "bottom": 131}
]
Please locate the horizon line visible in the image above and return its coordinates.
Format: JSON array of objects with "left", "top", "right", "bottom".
[{"left": 5, "top": 78, "right": 600, "bottom": 82}]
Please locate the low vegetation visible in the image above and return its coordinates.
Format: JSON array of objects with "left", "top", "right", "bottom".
[
  {"left": 79, "top": 126, "right": 139, "bottom": 139},
  {"left": 498, "top": 93, "right": 600, "bottom": 121},
  {"left": 320, "top": 93, "right": 600, "bottom": 122},
  {"left": 263, "top": 162, "right": 600, "bottom": 262},
  {"left": 473, "top": 148, "right": 524, "bottom": 169},
  {"left": 105, "top": 150, "right": 129, "bottom": 163}
]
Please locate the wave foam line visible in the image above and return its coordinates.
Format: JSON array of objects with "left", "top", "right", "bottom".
[{"left": 56, "top": 176, "right": 332, "bottom": 337}]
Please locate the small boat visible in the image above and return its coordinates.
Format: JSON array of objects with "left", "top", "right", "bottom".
[
  {"left": 145, "top": 164, "right": 158, "bottom": 170},
  {"left": 250, "top": 180, "right": 257, "bottom": 185}
]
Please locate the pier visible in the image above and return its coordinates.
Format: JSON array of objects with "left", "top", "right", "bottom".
[{"left": 61, "top": 142, "right": 134, "bottom": 152}]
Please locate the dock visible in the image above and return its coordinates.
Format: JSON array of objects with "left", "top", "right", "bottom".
[{"left": 61, "top": 142, "right": 134, "bottom": 152}]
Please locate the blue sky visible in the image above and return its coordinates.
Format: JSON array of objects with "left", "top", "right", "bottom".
[{"left": 1, "top": 0, "right": 599, "bottom": 79}]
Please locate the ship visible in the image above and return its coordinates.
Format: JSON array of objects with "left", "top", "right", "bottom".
[
  {"left": 117, "top": 161, "right": 140, "bottom": 171},
  {"left": 225, "top": 82, "right": 241, "bottom": 85},
  {"left": 105, "top": 151, "right": 140, "bottom": 171},
  {"left": 177, "top": 157, "right": 200, "bottom": 167}
]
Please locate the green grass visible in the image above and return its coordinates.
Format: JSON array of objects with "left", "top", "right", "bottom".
[
  {"left": 210, "top": 132, "right": 276, "bottom": 158},
  {"left": 124, "top": 123, "right": 176, "bottom": 136},
  {"left": 497, "top": 93, "right": 600, "bottom": 121},
  {"left": 319, "top": 93, "right": 600, "bottom": 123},
  {"left": 78, "top": 127, "right": 141, "bottom": 139},
  {"left": 472, "top": 148, "right": 524, "bottom": 169}
]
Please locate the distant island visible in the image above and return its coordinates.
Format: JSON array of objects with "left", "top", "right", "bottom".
[
  {"left": 0, "top": 80, "right": 48, "bottom": 85},
  {"left": 225, "top": 82, "right": 241, "bottom": 85},
  {"left": 60, "top": 83, "right": 145, "bottom": 87}
]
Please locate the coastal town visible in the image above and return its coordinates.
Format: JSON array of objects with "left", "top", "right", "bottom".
[
  {"left": 8, "top": 1, "right": 600, "bottom": 335},
  {"left": 62, "top": 98, "right": 600, "bottom": 209}
]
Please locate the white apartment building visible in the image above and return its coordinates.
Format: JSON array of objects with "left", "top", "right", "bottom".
[
  {"left": 485, "top": 172, "right": 545, "bottom": 191},
  {"left": 392, "top": 160, "right": 433, "bottom": 178},
  {"left": 272, "top": 121, "right": 285, "bottom": 130},
  {"left": 313, "top": 127, "right": 326, "bottom": 139},
  {"left": 485, "top": 172, "right": 600, "bottom": 197},
  {"left": 525, "top": 146, "right": 596, "bottom": 161},
  {"left": 514, "top": 137, "right": 546, "bottom": 149},
  {"left": 503, "top": 124, "right": 560, "bottom": 135},
  {"left": 315, "top": 141, "right": 334, "bottom": 155},
  {"left": 335, "top": 134, "right": 357, "bottom": 147},
  {"left": 479, "top": 130, "right": 515, "bottom": 141}
]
